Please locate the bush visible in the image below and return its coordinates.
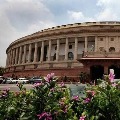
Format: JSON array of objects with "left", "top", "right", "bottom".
[{"left": 0, "top": 72, "right": 120, "bottom": 120}]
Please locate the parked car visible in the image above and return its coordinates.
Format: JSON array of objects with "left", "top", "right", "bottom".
[
  {"left": 12, "top": 78, "right": 29, "bottom": 84},
  {"left": 2, "top": 77, "right": 13, "bottom": 84},
  {"left": 29, "top": 76, "right": 42, "bottom": 84},
  {"left": 0, "top": 76, "right": 4, "bottom": 84}
]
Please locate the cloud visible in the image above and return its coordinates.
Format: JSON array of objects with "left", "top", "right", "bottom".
[
  {"left": 67, "top": 10, "right": 95, "bottom": 23},
  {"left": 1, "top": 0, "right": 120, "bottom": 67},
  {"left": 0, "top": 0, "right": 55, "bottom": 67},
  {"left": 0, "top": 12, "right": 17, "bottom": 67},
  {"left": 67, "top": 0, "right": 120, "bottom": 23},
  {"left": 3, "top": 0, "right": 54, "bottom": 31},
  {"left": 96, "top": 0, "right": 120, "bottom": 21}
]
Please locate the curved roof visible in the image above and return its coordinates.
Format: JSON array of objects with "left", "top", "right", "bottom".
[{"left": 6, "top": 21, "right": 120, "bottom": 52}]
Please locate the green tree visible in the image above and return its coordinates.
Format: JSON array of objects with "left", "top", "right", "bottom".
[{"left": 0, "top": 67, "right": 5, "bottom": 76}]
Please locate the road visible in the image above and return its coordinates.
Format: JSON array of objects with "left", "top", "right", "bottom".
[
  {"left": 0, "top": 84, "right": 86, "bottom": 97},
  {"left": 0, "top": 84, "right": 33, "bottom": 91}
]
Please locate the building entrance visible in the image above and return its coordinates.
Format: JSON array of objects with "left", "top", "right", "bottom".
[
  {"left": 108, "top": 65, "right": 120, "bottom": 79},
  {"left": 90, "top": 65, "right": 104, "bottom": 82}
]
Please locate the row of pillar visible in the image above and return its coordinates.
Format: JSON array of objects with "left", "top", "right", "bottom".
[{"left": 6, "top": 36, "right": 96, "bottom": 66}]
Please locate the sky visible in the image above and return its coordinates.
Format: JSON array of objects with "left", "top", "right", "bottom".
[{"left": 0, "top": 0, "right": 120, "bottom": 67}]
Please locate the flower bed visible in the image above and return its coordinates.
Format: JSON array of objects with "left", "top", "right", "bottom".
[{"left": 0, "top": 73, "right": 120, "bottom": 120}]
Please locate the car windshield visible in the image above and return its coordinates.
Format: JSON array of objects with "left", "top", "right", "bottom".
[
  {"left": 33, "top": 77, "right": 41, "bottom": 79},
  {"left": 6, "top": 78, "right": 13, "bottom": 80},
  {"left": 19, "top": 78, "right": 27, "bottom": 80}
]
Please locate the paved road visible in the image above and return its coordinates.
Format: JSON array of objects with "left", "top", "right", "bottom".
[
  {"left": 0, "top": 84, "right": 86, "bottom": 97},
  {"left": 0, "top": 84, "right": 33, "bottom": 91}
]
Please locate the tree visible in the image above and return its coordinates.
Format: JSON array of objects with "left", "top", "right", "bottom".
[{"left": 0, "top": 67, "right": 5, "bottom": 76}]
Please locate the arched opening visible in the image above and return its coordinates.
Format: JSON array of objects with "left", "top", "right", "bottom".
[
  {"left": 90, "top": 65, "right": 104, "bottom": 82},
  {"left": 108, "top": 65, "right": 120, "bottom": 79},
  {"left": 109, "top": 47, "right": 115, "bottom": 52},
  {"left": 68, "top": 52, "right": 74, "bottom": 60}
]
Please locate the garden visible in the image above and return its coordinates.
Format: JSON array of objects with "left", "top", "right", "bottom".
[{"left": 0, "top": 72, "right": 120, "bottom": 120}]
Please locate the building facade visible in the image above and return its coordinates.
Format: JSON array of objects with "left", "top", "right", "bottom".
[{"left": 4, "top": 21, "right": 120, "bottom": 81}]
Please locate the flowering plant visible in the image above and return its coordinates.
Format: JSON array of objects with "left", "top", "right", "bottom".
[{"left": 0, "top": 72, "right": 120, "bottom": 120}]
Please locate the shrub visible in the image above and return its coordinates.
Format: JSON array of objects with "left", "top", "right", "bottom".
[{"left": 0, "top": 72, "right": 120, "bottom": 120}]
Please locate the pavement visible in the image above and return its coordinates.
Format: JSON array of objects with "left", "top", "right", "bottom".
[
  {"left": 0, "top": 84, "right": 33, "bottom": 91},
  {"left": 0, "top": 84, "right": 86, "bottom": 97}
]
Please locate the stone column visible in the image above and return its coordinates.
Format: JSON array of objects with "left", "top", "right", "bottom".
[
  {"left": 56, "top": 39, "right": 60, "bottom": 61},
  {"left": 12, "top": 49, "right": 15, "bottom": 65},
  {"left": 7, "top": 52, "right": 10, "bottom": 66},
  {"left": 28, "top": 43, "right": 32, "bottom": 63},
  {"left": 9, "top": 50, "right": 11, "bottom": 65},
  {"left": 6, "top": 54, "right": 8, "bottom": 67},
  {"left": 84, "top": 36, "right": 88, "bottom": 52},
  {"left": 15, "top": 47, "right": 18, "bottom": 64},
  {"left": 10, "top": 50, "right": 13, "bottom": 65},
  {"left": 18, "top": 46, "right": 22, "bottom": 64},
  {"left": 74, "top": 37, "right": 78, "bottom": 60},
  {"left": 115, "top": 36, "right": 119, "bottom": 52},
  {"left": 34, "top": 42, "right": 38, "bottom": 62},
  {"left": 40, "top": 41, "right": 44, "bottom": 62},
  {"left": 105, "top": 36, "right": 109, "bottom": 52},
  {"left": 23, "top": 45, "right": 27, "bottom": 63},
  {"left": 10, "top": 50, "right": 12, "bottom": 65},
  {"left": 95, "top": 36, "right": 98, "bottom": 52},
  {"left": 48, "top": 40, "right": 52, "bottom": 61},
  {"left": 9, "top": 52, "right": 11, "bottom": 66},
  {"left": 8, "top": 52, "right": 10, "bottom": 66},
  {"left": 8, "top": 51, "right": 11, "bottom": 66},
  {"left": 65, "top": 38, "right": 68, "bottom": 60}
]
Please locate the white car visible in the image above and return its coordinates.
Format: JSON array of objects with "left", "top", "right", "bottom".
[
  {"left": 3, "top": 77, "right": 13, "bottom": 84},
  {"left": 12, "top": 78, "right": 29, "bottom": 84}
]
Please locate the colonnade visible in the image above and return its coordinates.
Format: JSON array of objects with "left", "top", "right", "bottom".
[{"left": 6, "top": 36, "right": 98, "bottom": 67}]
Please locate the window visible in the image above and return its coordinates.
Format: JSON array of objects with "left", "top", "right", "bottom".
[
  {"left": 69, "top": 45, "right": 72, "bottom": 49},
  {"left": 111, "top": 38, "right": 114, "bottom": 41},
  {"left": 68, "top": 52, "right": 74, "bottom": 60},
  {"left": 53, "top": 53, "right": 56, "bottom": 61},
  {"left": 100, "top": 38, "right": 103, "bottom": 41},
  {"left": 55, "top": 46, "right": 57, "bottom": 50},
  {"left": 109, "top": 47, "right": 115, "bottom": 52},
  {"left": 99, "top": 47, "right": 104, "bottom": 52}
]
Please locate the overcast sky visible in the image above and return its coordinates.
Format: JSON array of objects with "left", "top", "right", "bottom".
[{"left": 0, "top": 0, "right": 120, "bottom": 67}]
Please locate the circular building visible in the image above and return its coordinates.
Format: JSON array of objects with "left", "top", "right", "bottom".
[{"left": 4, "top": 21, "right": 120, "bottom": 82}]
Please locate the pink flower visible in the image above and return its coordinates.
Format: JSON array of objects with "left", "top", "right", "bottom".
[
  {"left": 37, "top": 112, "right": 52, "bottom": 120},
  {"left": 50, "top": 73, "right": 55, "bottom": 78},
  {"left": 84, "top": 98, "right": 91, "bottom": 103},
  {"left": 79, "top": 116, "right": 86, "bottom": 120},
  {"left": 109, "top": 72, "right": 115, "bottom": 82},
  {"left": 72, "top": 96, "right": 79, "bottom": 101},
  {"left": 33, "top": 83, "right": 43, "bottom": 87},
  {"left": 112, "top": 83, "right": 118, "bottom": 87},
  {"left": 60, "top": 82, "right": 65, "bottom": 87},
  {"left": 47, "top": 74, "right": 51, "bottom": 80},
  {"left": 44, "top": 73, "right": 55, "bottom": 82},
  {"left": 50, "top": 88, "right": 55, "bottom": 92},
  {"left": 63, "top": 108, "right": 67, "bottom": 113}
]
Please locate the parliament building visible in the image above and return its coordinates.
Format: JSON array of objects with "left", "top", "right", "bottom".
[{"left": 4, "top": 21, "right": 120, "bottom": 81}]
